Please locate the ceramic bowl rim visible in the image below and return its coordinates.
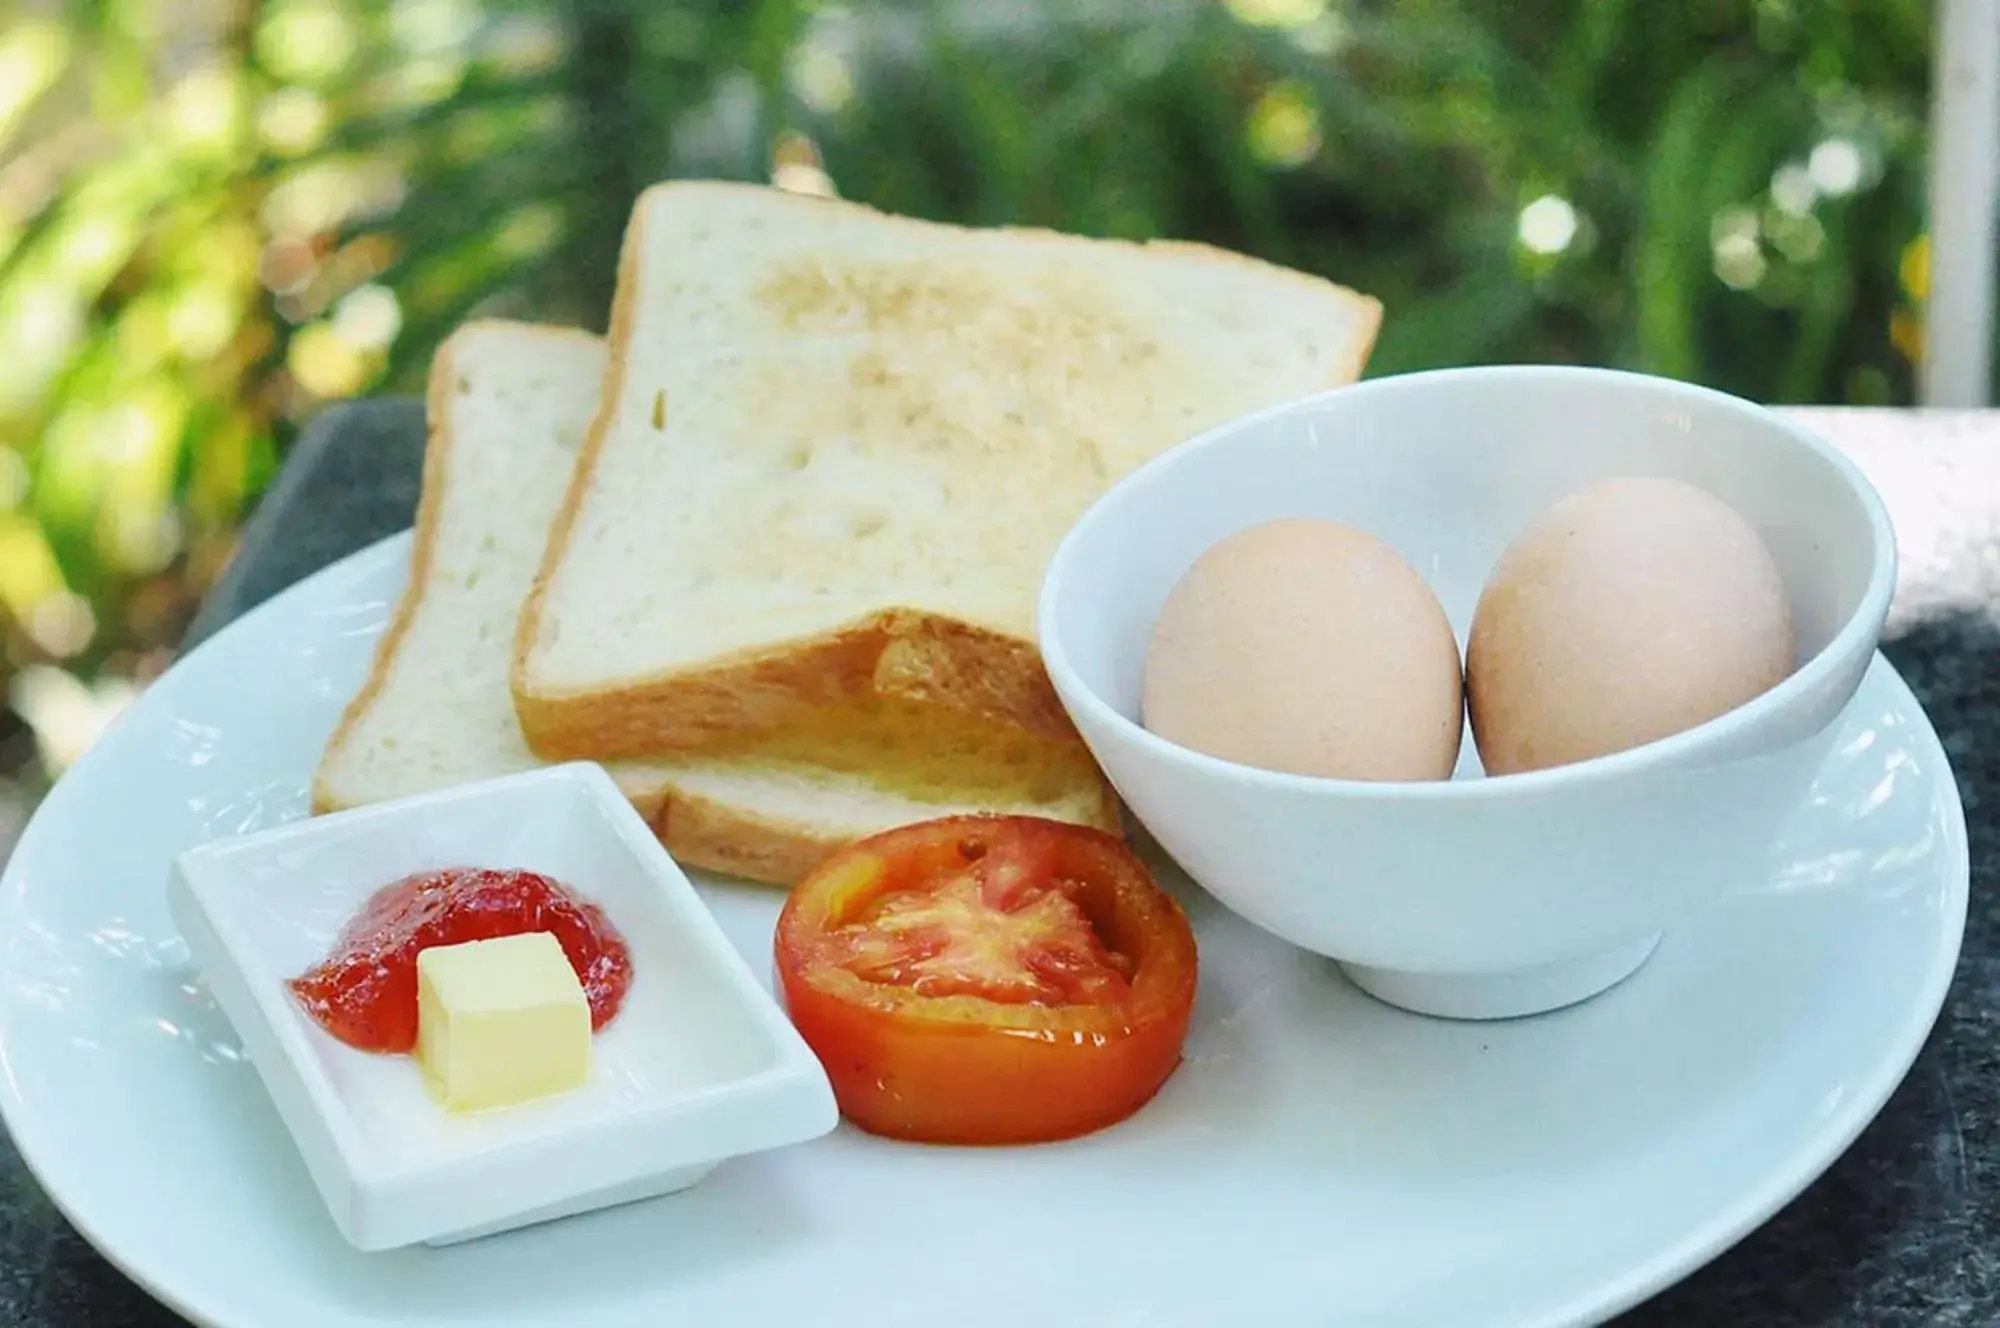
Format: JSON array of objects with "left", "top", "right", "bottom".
[{"left": 1036, "top": 364, "right": 1898, "bottom": 805}]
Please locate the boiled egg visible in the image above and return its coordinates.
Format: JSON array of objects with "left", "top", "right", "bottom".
[
  {"left": 1465, "top": 477, "right": 1794, "bottom": 776},
  {"left": 1141, "top": 517, "right": 1463, "bottom": 782}
]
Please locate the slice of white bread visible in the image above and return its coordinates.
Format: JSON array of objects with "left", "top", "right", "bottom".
[
  {"left": 512, "top": 180, "right": 1383, "bottom": 761},
  {"left": 312, "top": 320, "right": 1117, "bottom": 887}
]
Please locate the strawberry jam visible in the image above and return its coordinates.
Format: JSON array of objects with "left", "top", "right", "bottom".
[{"left": 288, "top": 867, "right": 632, "bottom": 1053}]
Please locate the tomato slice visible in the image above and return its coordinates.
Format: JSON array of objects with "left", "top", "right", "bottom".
[{"left": 774, "top": 815, "right": 1198, "bottom": 1145}]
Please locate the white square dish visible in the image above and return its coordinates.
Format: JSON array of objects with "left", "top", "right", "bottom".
[{"left": 165, "top": 761, "right": 838, "bottom": 1253}]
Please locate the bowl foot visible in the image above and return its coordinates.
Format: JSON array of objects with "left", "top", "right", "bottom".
[{"left": 1337, "top": 932, "right": 1662, "bottom": 1020}]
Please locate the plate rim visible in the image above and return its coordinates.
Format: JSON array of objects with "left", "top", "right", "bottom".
[
  {"left": 1544, "top": 658, "right": 1968, "bottom": 1326},
  {"left": 0, "top": 533, "right": 1971, "bottom": 1328}
]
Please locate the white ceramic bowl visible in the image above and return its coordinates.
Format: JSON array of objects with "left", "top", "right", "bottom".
[
  {"left": 167, "top": 762, "right": 837, "bottom": 1251},
  {"left": 1039, "top": 365, "right": 1896, "bottom": 1020}
]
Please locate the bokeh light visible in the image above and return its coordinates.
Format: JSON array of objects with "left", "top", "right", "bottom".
[
  {"left": 1226, "top": 0, "right": 1329, "bottom": 29},
  {"left": 1808, "top": 138, "right": 1865, "bottom": 196},
  {"left": 1518, "top": 196, "right": 1579, "bottom": 256},
  {"left": 288, "top": 321, "right": 371, "bottom": 399},
  {"left": 256, "top": 0, "right": 360, "bottom": 85},
  {"left": 0, "top": 21, "right": 71, "bottom": 144},
  {"left": 1711, "top": 206, "right": 1767, "bottom": 291},
  {"left": 1247, "top": 81, "right": 1321, "bottom": 169}
]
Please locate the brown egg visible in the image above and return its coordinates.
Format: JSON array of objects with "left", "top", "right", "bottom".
[
  {"left": 1141, "top": 518, "right": 1463, "bottom": 782},
  {"left": 1466, "top": 477, "right": 1795, "bottom": 776}
]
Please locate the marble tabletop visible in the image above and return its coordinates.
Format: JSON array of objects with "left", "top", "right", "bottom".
[{"left": 4, "top": 400, "right": 1998, "bottom": 1325}]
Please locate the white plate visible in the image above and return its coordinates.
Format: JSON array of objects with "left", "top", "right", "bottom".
[
  {"left": 166, "top": 762, "right": 837, "bottom": 1251},
  {"left": 0, "top": 533, "right": 1968, "bottom": 1328}
]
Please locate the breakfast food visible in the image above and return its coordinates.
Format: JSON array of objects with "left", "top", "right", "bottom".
[
  {"left": 311, "top": 320, "right": 1120, "bottom": 886},
  {"left": 1141, "top": 517, "right": 1463, "bottom": 781},
  {"left": 774, "top": 814, "right": 1198, "bottom": 1145},
  {"left": 311, "top": 326, "right": 684, "bottom": 821},
  {"left": 288, "top": 866, "right": 632, "bottom": 1054},
  {"left": 297, "top": 184, "right": 1379, "bottom": 1150},
  {"left": 510, "top": 180, "right": 1384, "bottom": 763},
  {"left": 1466, "top": 477, "right": 1795, "bottom": 775},
  {"left": 416, "top": 932, "right": 592, "bottom": 1112}
]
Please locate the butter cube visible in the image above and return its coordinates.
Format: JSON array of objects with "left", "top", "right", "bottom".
[{"left": 415, "top": 932, "right": 591, "bottom": 1112}]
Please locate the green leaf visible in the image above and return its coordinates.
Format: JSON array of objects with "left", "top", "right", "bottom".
[
  {"left": 1631, "top": 55, "right": 1808, "bottom": 380},
  {"left": 1365, "top": 255, "right": 1539, "bottom": 375}
]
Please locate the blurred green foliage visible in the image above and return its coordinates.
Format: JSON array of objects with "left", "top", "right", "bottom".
[{"left": 0, "top": 0, "right": 1941, "bottom": 710}]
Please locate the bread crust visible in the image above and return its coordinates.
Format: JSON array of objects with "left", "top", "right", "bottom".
[
  {"left": 648, "top": 768, "right": 1118, "bottom": 887},
  {"left": 315, "top": 770, "right": 813, "bottom": 887},
  {"left": 321, "top": 767, "right": 1112, "bottom": 889},
  {"left": 311, "top": 318, "right": 601, "bottom": 814},
  {"left": 648, "top": 783, "right": 868, "bottom": 886},
  {"left": 299, "top": 316, "right": 836, "bottom": 885},
  {"left": 312, "top": 314, "right": 1119, "bottom": 887},
  {"left": 511, "top": 180, "right": 1383, "bottom": 761},
  {"left": 514, "top": 607, "right": 1079, "bottom": 758}
]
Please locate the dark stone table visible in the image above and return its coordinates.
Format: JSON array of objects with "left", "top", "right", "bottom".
[{"left": 5, "top": 401, "right": 1999, "bottom": 1326}]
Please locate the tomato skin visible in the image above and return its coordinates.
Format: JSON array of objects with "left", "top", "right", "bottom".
[
  {"left": 775, "top": 816, "right": 1198, "bottom": 1145},
  {"left": 778, "top": 971, "right": 1194, "bottom": 1145}
]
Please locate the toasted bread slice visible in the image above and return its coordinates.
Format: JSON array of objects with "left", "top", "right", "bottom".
[
  {"left": 312, "top": 320, "right": 1117, "bottom": 887},
  {"left": 512, "top": 180, "right": 1383, "bottom": 760}
]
